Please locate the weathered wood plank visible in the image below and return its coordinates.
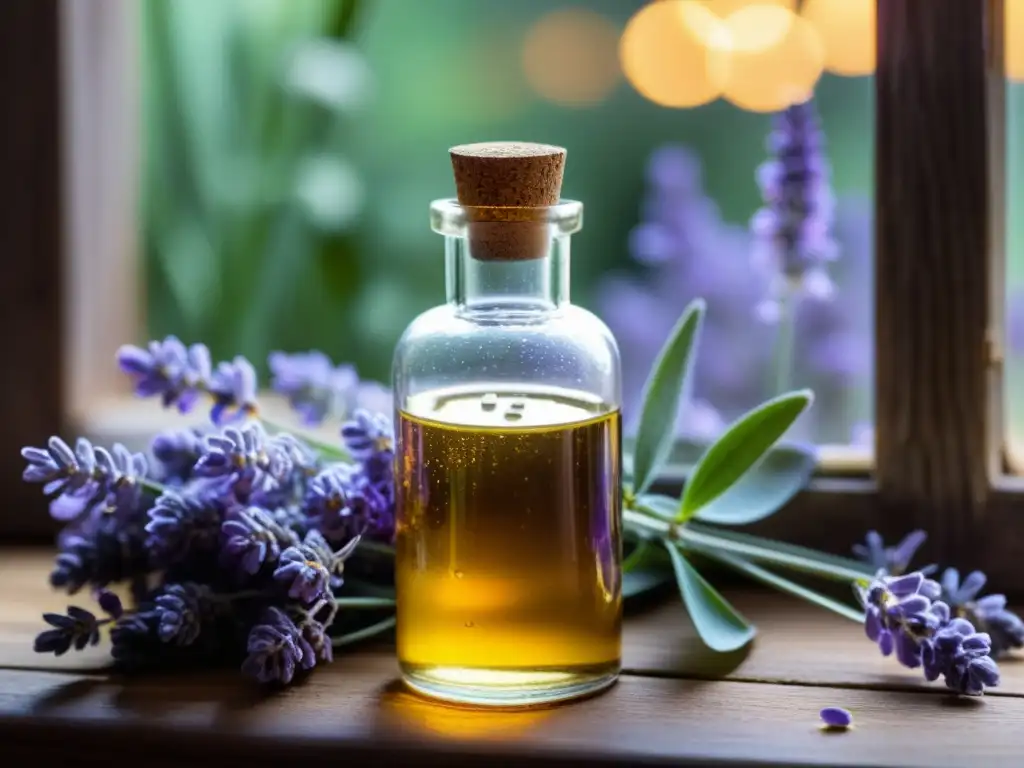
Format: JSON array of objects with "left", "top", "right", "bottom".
[{"left": 0, "top": 663, "right": 1020, "bottom": 768}]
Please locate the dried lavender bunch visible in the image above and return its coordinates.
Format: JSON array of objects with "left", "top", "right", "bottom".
[{"left": 24, "top": 339, "right": 396, "bottom": 686}]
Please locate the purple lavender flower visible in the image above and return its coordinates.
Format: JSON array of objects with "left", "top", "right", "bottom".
[
  {"left": 117, "top": 337, "right": 212, "bottom": 413},
  {"left": 151, "top": 428, "right": 206, "bottom": 483},
  {"left": 858, "top": 570, "right": 1002, "bottom": 695},
  {"left": 220, "top": 506, "right": 301, "bottom": 576},
  {"left": 145, "top": 491, "right": 223, "bottom": 566},
  {"left": 852, "top": 530, "right": 929, "bottom": 576},
  {"left": 50, "top": 517, "right": 150, "bottom": 594},
  {"left": 859, "top": 571, "right": 943, "bottom": 665},
  {"left": 97, "top": 589, "right": 124, "bottom": 619},
  {"left": 941, "top": 568, "right": 1024, "bottom": 657},
  {"left": 921, "top": 617, "right": 1000, "bottom": 696},
  {"left": 109, "top": 610, "right": 161, "bottom": 669},
  {"left": 241, "top": 607, "right": 315, "bottom": 684},
  {"left": 751, "top": 100, "right": 837, "bottom": 315},
  {"left": 33, "top": 607, "right": 101, "bottom": 656},
  {"left": 342, "top": 409, "right": 393, "bottom": 462},
  {"left": 21, "top": 437, "right": 149, "bottom": 522},
  {"left": 117, "top": 337, "right": 260, "bottom": 425},
  {"left": 305, "top": 464, "right": 391, "bottom": 542},
  {"left": 819, "top": 707, "right": 852, "bottom": 729},
  {"left": 298, "top": 616, "right": 334, "bottom": 665},
  {"left": 274, "top": 530, "right": 360, "bottom": 604},
  {"left": 209, "top": 356, "right": 258, "bottom": 424},
  {"left": 194, "top": 423, "right": 303, "bottom": 503},
  {"left": 268, "top": 350, "right": 359, "bottom": 425},
  {"left": 155, "top": 583, "right": 211, "bottom": 646}
]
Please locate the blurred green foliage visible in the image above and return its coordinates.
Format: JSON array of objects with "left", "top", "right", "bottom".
[{"left": 143, "top": 0, "right": 370, "bottom": 373}]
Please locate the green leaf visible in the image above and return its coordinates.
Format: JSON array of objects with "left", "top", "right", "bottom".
[
  {"left": 623, "top": 566, "right": 674, "bottom": 599},
  {"left": 331, "top": 615, "right": 396, "bottom": 648},
  {"left": 622, "top": 540, "right": 674, "bottom": 599},
  {"left": 631, "top": 300, "right": 705, "bottom": 495},
  {"left": 692, "top": 440, "right": 817, "bottom": 525},
  {"left": 680, "top": 522, "right": 874, "bottom": 582},
  {"left": 677, "top": 390, "right": 813, "bottom": 522},
  {"left": 633, "top": 494, "right": 679, "bottom": 521},
  {"left": 665, "top": 543, "right": 756, "bottom": 652},
  {"left": 697, "top": 548, "right": 865, "bottom": 623}
]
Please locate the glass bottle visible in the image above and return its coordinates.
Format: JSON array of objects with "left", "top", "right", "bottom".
[{"left": 392, "top": 143, "right": 623, "bottom": 706}]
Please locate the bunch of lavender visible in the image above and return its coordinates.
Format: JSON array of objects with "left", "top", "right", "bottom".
[
  {"left": 851, "top": 529, "right": 1023, "bottom": 695},
  {"left": 25, "top": 337, "right": 396, "bottom": 686}
]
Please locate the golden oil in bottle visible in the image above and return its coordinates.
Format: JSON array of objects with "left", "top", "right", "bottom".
[{"left": 395, "top": 384, "right": 622, "bottom": 706}]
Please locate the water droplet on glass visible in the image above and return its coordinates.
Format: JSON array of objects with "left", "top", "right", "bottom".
[
  {"left": 454, "top": 570, "right": 464, "bottom": 579},
  {"left": 509, "top": 401, "right": 526, "bottom": 411},
  {"left": 504, "top": 411, "right": 523, "bottom": 422},
  {"left": 464, "top": 621, "right": 475, "bottom": 628},
  {"left": 481, "top": 393, "right": 498, "bottom": 411}
]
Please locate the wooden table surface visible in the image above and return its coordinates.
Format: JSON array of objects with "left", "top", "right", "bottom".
[{"left": 1, "top": 549, "right": 1021, "bottom": 767}]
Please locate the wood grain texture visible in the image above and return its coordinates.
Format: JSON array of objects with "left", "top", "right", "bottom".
[
  {"left": 874, "top": 0, "right": 993, "bottom": 567},
  {"left": 4, "top": 550, "right": 1023, "bottom": 695},
  {"left": 0, "top": 0, "right": 65, "bottom": 537},
  {"left": 0, "top": 663, "right": 1022, "bottom": 767}
]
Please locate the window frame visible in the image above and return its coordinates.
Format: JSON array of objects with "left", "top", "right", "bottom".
[{"left": 5, "top": 0, "right": 1023, "bottom": 591}]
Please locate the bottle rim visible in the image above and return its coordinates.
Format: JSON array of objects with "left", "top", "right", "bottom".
[{"left": 429, "top": 198, "right": 583, "bottom": 237}]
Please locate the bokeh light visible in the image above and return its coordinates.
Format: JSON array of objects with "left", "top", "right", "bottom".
[
  {"left": 720, "top": 6, "right": 825, "bottom": 113},
  {"left": 801, "top": 0, "right": 875, "bottom": 76},
  {"left": 521, "top": 9, "right": 621, "bottom": 107},
  {"left": 683, "top": 0, "right": 796, "bottom": 52},
  {"left": 620, "top": 0, "right": 730, "bottom": 108},
  {"left": 1008, "top": 0, "right": 1024, "bottom": 82}
]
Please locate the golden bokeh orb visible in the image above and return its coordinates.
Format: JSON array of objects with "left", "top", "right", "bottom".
[
  {"left": 521, "top": 9, "right": 621, "bottom": 107},
  {"left": 801, "top": 0, "right": 875, "bottom": 76},
  {"left": 720, "top": 6, "right": 825, "bottom": 112},
  {"left": 1008, "top": 0, "right": 1024, "bottom": 82},
  {"left": 620, "top": 0, "right": 730, "bottom": 108}
]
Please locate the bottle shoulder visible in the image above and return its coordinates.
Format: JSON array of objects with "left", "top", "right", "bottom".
[
  {"left": 395, "top": 304, "right": 619, "bottom": 356},
  {"left": 392, "top": 303, "right": 621, "bottom": 406}
]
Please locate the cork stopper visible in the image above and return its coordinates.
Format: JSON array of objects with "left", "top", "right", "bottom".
[{"left": 449, "top": 142, "right": 566, "bottom": 261}]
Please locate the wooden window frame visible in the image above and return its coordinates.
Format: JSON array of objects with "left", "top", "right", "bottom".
[{"left": 3, "top": 0, "right": 1023, "bottom": 589}]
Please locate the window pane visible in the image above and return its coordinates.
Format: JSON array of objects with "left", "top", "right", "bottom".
[
  {"left": 1007, "top": 0, "right": 1024, "bottom": 467},
  {"left": 143, "top": 0, "right": 874, "bottom": 452}
]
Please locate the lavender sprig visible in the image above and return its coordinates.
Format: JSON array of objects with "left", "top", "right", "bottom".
[
  {"left": 852, "top": 530, "right": 931, "bottom": 577},
  {"left": 751, "top": 100, "right": 837, "bottom": 321},
  {"left": 269, "top": 350, "right": 359, "bottom": 426},
  {"left": 857, "top": 570, "right": 1001, "bottom": 696},
  {"left": 117, "top": 337, "right": 257, "bottom": 425},
  {"left": 21, "top": 437, "right": 154, "bottom": 522},
  {"left": 940, "top": 568, "right": 1024, "bottom": 658}
]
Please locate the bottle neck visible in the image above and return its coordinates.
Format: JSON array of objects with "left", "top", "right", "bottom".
[{"left": 445, "top": 234, "right": 570, "bottom": 313}]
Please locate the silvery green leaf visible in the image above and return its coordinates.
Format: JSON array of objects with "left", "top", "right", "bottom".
[
  {"left": 633, "top": 494, "right": 680, "bottom": 521},
  {"left": 680, "top": 523, "right": 874, "bottom": 582},
  {"left": 665, "top": 543, "right": 756, "bottom": 652},
  {"left": 697, "top": 549, "right": 864, "bottom": 623},
  {"left": 677, "top": 390, "right": 813, "bottom": 523},
  {"left": 691, "top": 440, "right": 816, "bottom": 525},
  {"left": 631, "top": 300, "right": 705, "bottom": 495}
]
